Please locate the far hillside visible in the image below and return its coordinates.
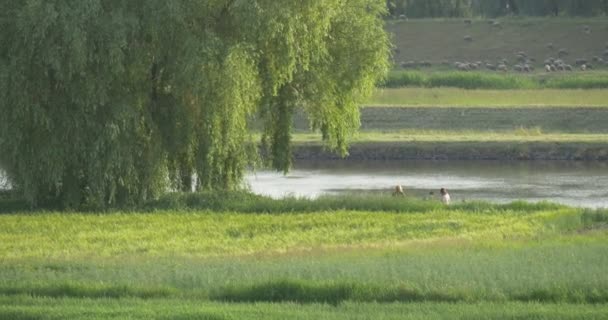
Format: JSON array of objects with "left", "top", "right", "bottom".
[{"left": 387, "top": 18, "right": 608, "bottom": 69}]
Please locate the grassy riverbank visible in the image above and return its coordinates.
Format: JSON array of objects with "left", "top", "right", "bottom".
[
  {"left": 292, "top": 105, "right": 608, "bottom": 133},
  {"left": 293, "top": 130, "right": 608, "bottom": 143},
  {"left": 369, "top": 87, "right": 608, "bottom": 107},
  {"left": 289, "top": 131, "right": 608, "bottom": 161},
  {"left": 381, "top": 71, "right": 608, "bottom": 90},
  {"left": 1, "top": 195, "right": 607, "bottom": 318}
]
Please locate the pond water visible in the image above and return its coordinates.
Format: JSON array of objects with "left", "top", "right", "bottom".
[{"left": 245, "top": 160, "right": 608, "bottom": 208}]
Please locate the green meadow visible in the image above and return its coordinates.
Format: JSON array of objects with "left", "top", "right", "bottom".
[
  {"left": 1, "top": 195, "right": 608, "bottom": 319},
  {"left": 369, "top": 87, "right": 608, "bottom": 107},
  {"left": 293, "top": 130, "right": 608, "bottom": 143},
  {"left": 380, "top": 71, "right": 608, "bottom": 90}
]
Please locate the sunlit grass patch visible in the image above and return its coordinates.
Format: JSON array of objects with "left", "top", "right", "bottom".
[
  {"left": 292, "top": 130, "right": 608, "bottom": 143},
  {"left": 0, "top": 195, "right": 595, "bottom": 261},
  {"left": 368, "top": 87, "right": 608, "bottom": 107}
]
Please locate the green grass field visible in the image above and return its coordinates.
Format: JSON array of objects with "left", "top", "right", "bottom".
[
  {"left": 369, "top": 88, "right": 608, "bottom": 107},
  {"left": 1, "top": 195, "right": 607, "bottom": 319},
  {"left": 293, "top": 130, "right": 608, "bottom": 143},
  {"left": 289, "top": 130, "right": 608, "bottom": 159},
  {"left": 381, "top": 71, "right": 608, "bottom": 90}
]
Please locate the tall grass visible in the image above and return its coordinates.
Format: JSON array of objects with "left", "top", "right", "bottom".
[
  {"left": 381, "top": 71, "right": 608, "bottom": 90},
  {"left": 1, "top": 237, "right": 607, "bottom": 304},
  {"left": 0, "top": 189, "right": 576, "bottom": 215},
  {"left": 0, "top": 205, "right": 578, "bottom": 259},
  {"left": 145, "top": 192, "right": 567, "bottom": 214},
  {"left": 1, "top": 198, "right": 606, "bottom": 318},
  {"left": 3, "top": 298, "right": 608, "bottom": 320}
]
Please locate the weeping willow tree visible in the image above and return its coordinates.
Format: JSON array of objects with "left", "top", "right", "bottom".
[{"left": 0, "top": 0, "right": 390, "bottom": 208}]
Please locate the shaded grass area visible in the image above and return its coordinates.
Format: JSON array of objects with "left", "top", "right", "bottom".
[
  {"left": 293, "top": 106, "right": 608, "bottom": 133},
  {"left": 380, "top": 71, "right": 608, "bottom": 90},
  {"left": 369, "top": 87, "right": 608, "bottom": 107},
  {"left": 292, "top": 140, "right": 608, "bottom": 161},
  {"left": 3, "top": 297, "right": 608, "bottom": 320},
  {"left": 290, "top": 130, "right": 608, "bottom": 160},
  {"left": 0, "top": 284, "right": 173, "bottom": 300}
]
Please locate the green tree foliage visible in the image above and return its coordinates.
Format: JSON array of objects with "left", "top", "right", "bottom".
[{"left": 0, "top": 0, "right": 390, "bottom": 208}]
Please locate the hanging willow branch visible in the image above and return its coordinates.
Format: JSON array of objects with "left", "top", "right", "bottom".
[{"left": 0, "top": 0, "right": 389, "bottom": 208}]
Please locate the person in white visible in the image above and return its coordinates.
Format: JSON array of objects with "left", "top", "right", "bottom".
[
  {"left": 440, "top": 188, "right": 450, "bottom": 205},
  {"left": 393, "top": 184, "right": 405, "bottom": 196}
]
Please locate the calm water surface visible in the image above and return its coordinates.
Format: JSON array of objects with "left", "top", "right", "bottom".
[{"left": 245, "top": 160, "right": 608, "bottom": 208}]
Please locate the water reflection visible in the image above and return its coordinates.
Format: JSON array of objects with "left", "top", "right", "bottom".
[{"left": 245, "top": 160, "right": 608, "bottom": 208}]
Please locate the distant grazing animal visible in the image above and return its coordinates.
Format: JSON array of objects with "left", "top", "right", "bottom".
[
  {"left": 440, "top": 188, "right": 451, "bottom": 205},
  {"left": 393, "top": 185, "right": 405, "bottom": 197},
  {"left": 456, "top": 63, "right": 470, "bottom": 71},
  {"left": 583, "top": 25, "right": 591, "bottom": 34},
  {"left": 513, "top": 64, "right": 523, "bottom": 72}
]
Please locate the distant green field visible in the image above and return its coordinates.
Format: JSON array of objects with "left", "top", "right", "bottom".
[
  {"left": 370, "top": 88, "right": 608, "bottom": 107},
  {"left": 293, "top": 105, "right": 608, "bottom": 133},
  {"left": 0, "top": 197, "right": 607, "bottom": 318},
  {"left": 387, "top": 18, "right": 608, "bottom": 66},
  {"left": 293, "top": 130, "right": 608, "bottom": 143},
  {"left": 380, "top": 71, "right": 608, "bottom": 89}
]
